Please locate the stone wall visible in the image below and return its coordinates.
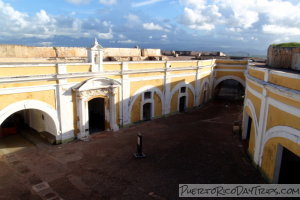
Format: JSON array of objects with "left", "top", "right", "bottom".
[
  {"left": 0, "top": 45, "right": 162, "bottom": 63},
  {"left": 0, "top": 45, "right": 88, "bottom": 63},
  {"left": 267, "top": 45, "right": 300, "bottom": 70}
]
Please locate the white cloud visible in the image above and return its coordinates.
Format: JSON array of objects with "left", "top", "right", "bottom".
[
  {"left": 65, "top": 0, "right": 90, "bottom": 5},
  {"left": 262, "top": 25, "right": 300, "bottom": 35},
  {"left": 143, "top": 22, "right": 163, "bottom": 31},
  {"left": 180, "top": 0, "right": 300, "bottom": 35},
  {"left": 117, "top": 39, "right": 136, "bottom": 44},
  {"left": 0, "top": 0, "right": 114, "bottom": 40},
  {"left": 132, "top": 0, "right": 163, "bottom": 7},
  {"left": 97, "top": 28, "right": 113, "bottom": 39},
  {"left": 99, "top": 0, "right": 117, "bottom": 5}
]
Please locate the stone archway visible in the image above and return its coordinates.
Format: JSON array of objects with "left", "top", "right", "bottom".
[{"left": 73, "top": 78, "right": 120, "bottom": 139}]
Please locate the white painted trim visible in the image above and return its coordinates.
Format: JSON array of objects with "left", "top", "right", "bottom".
[
  {"left": 0, "top": 100, "right": 60, "bottom": 137},
  {"left": 214, "top": 69, "right": 245, "bottom": 72},
  {"left": 268, "top": 97, "right": 300, "bottom": 117},
  {"left": 0, "top": 85, "right": 56, "bottom": 95},
  {"left": 259, "top": 126, "right": 300, "bottom": 176},
  {"left": 169, "top": 81, "right": 195, "bottom": 109},
  {"left": 214, "top": 75, "right": 246, "bottom": 89},
  {"left": 243, "top": 98, "right": 259, "bottom": 138},
  {"left": 200, "top": 78, "right": 210, "bottom": 104},
  {"left": 128, "top": 85, "right": 163, "bottom": 123}
]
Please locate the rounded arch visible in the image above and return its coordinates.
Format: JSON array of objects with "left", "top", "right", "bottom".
[
  {"left": 169, "top": 81, "right": 195, "bottom": 105},
  {"left": 129, "top": 85, "right": 164, "bottom": 122},
  {"left": 243, "top": 98, "right": 259, "bottom": 138},
  {"left": 260, "top": 126, "right": 300, "bottom": 160},
  {"left": 0, "top": 100, "right": 60, "bottom": 136},
  {"left": 214, "top": 75, "right": 245, "bottom": 89},
  {"left": 200, "top": 78, "right": 210, "bottom": 92},
  {"left": 200, "top": 78, "right": 210, "bottom": 103}
]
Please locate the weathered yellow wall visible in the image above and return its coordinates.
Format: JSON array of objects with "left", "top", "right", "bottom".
[
  {"left": 170, "top": 69, "right": 196, "bottom": 75},
  {"left": 261, "top": 137, "right": 300, "bottom": 182},
  {"left": 216, "top": 60, "right": 248, "bottom": 65},
  {"left": 66, "top": 65, "right": 91, "bottom": 73},
  {"left": 269, "top": 74, "right": 300, "bottom": 91},
  {"left": 245, "top": 90, "right": 261, "bottom": 121},
  {"left": 130, "top": 79, "right": 163, "bottom": 95},
  {"left": 215, "top": 71, "right": 245, "bottom": 80},
  {"left": 267, "top": 105, "right": 300, "bottom": 130},
  {"left": 131, "top": 95, "right": 141, "bottom": 122},
  {"left": 128, "top": 72, "right": 163, "bottom": 78},
  {"left": 0, "top": 66, "right": 57, "bottom": 77},
  {"left": 249, "top": 69, "right": 265, "bottom": 80},
  {"left": 171, "top": 91, "right": 179, "bottom": 113},
  {"left": 269, "top": 91, "right": 300, "bottom": 109},
  {"left": 103, "top": 64, "right": 122, "bottom": 71},
  {"left": 170, "top": 77, "right": 196, "bottom": 91},
  {"left": 67, "top": 78, "right": 89, "bottom": 83},
  {"left": 0, "top": 80, "right": 57, "bottom": 89},
  {"left": 128, "top": 63, "right": 165, "bottom": 70},
  {"left": 170, "top": 62, "right": 198, "bottom": 68},
  {"left": 0, "top": 90, "right": 56, "bottom": 110},
  {"left": 246, "top": 80, "right": 263, "bottom": 93},
  {"left": 154, "top": 93, "right": 162, "bottom": 117}
]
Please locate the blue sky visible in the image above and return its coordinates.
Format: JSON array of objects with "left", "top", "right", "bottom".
[{"left": 1, "top": 0, "right": 300, "bottom": 55}]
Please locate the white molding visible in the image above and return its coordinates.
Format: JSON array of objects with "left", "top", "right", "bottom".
[
  {"left": 243, "top": 98, "right": 259, "bottom": 138},
  {"left": 268, "top": 97, "right": 300, "bottom": 118},
  {"left": 214, "top": 75, "right": 246, "bottom": 89},
  {"left": 214, "top": 69, "right": 245, "bottom": 72},
  {"left": 200, "top": 78, "right": 210, "bottom": 104},
  {"left": 0, "top": 85, "right": 56, "bottom": 95},
  {"left": 259, "top": 126, "right": 300, "bottom": 173},
  {"left": 169, "top": 81, "right": 195, "bottom": 109},
  {"left": 128, "top": 85, "right": 164, "bottom": 123}
]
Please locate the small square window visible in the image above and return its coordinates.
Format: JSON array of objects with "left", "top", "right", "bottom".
[
  {"left": 180, "top": 87, "right": 186, "bottom": 93},
  {"left": 144, "top": 91, "right": 152, "bottom": 99}
]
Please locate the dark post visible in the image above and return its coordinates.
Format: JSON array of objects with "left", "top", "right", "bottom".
[{"left": 134, "top": 132, "right": 146, "bottom": 158}]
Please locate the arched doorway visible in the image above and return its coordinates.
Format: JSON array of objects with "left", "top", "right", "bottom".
[
  {"left": 214, "top": 79, "right": 245, "bottom": 101},
  {"left": 179, "top": 96, "right": 186, "bottom": 112},
  {"left": 88, "top": 98, "right": 105, "bottom": 133},
  {"left": 0, "top": 109, "right": 57, "bottom": 146},
  {"left": 142, "top": 103, "right": 152, "bottom": 121}
]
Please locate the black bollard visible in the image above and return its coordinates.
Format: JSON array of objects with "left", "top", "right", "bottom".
[{"left": 134, "top": 132, "right": 146, "bottom": 158}]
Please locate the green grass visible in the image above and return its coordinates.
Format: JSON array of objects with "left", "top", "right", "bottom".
[{"left": 271, "top": 42, "right": 300, "bottom": 47}]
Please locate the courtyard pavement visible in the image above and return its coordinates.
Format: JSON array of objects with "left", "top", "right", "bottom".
[{"left": 0, "top": 101, "right": 267, "bottom": 200}]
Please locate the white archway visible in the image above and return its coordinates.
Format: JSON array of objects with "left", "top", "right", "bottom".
[
  {"left": 0, "top": 100, "right": 60, "bottom": 136},
  {"left": 214, "top": 75, "right": 245, "bottom": 89},
  {"left": 200, "top": 78, "right": 210, "bottom": 103},
  {"left": 243, "top": 98, "right": 259, "bottom": 138},
  {"left": 128, "top": 85, "right": 164, "bottom": 123},
  {"left": 260, "top": 126, "right": 300, "bottom": 161},
  {"left": 259, "top": 126, "right": 300, "bottom": 182},
  {"left": 169, "top": 81, "right": 195, "bottom": 106}
]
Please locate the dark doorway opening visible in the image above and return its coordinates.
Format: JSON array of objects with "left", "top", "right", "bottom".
[
  {"left": 203, "top": 90, "right": 207, "bottom": 104},
  {"left": 215, "top": 79, "right": 245, "bottom": 101},
  {"left": 278, "top": 147, "right": 300, "bottom": 183},
  {"left": 143, "top": 103, "right": 152, "bottom": 121},
  {"left": 179, "top": 96, "right": 186, "bottom": 112},
  {"left": 88, "top": 98, "right": 105, "bottom": 133},
  {"left": 243, "top": 116, "right": 252, "bottom": 150},
  {"left": 0, "top": 110, "right": 56, "bottom": 146}
]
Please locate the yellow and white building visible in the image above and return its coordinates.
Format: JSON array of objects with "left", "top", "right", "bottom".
[
  {"left": 0, "top": 41, "right": 247, "bottom": 144},
  {"left": 243, "top": 62, "right": 300, "bottom": 183}
]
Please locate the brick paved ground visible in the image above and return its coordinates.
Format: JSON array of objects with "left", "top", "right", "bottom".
[{"left": 0, "top": 101, "right": 269, "bottom": 200}]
